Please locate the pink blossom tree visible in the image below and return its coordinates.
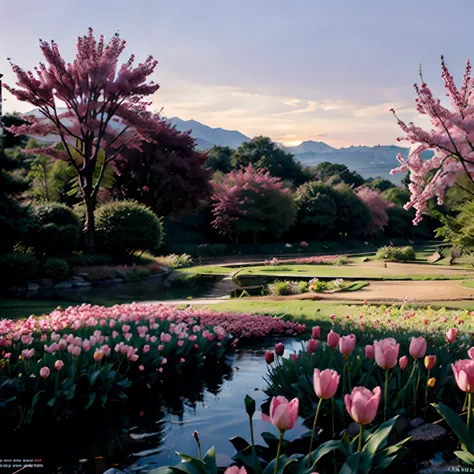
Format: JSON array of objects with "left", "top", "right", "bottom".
[
  {"left": 4, "top": 28, "right": 160, "bottom": 252},
  {"left": 211, "top": 165, "right": 296, "bottom": 243},
  {"left": 391, "top": 57, "right": 474, "bottom": 224},
  {"left": 356, "top": 187, "right": 390, "bottom": 236}
]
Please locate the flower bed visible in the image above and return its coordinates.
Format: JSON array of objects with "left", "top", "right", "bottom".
[
  {"left": 0, "top": 303, "right": 305, "bottom": 424},
  {"left": 264, "top": 255, "right": 350, "bottom": 266}
]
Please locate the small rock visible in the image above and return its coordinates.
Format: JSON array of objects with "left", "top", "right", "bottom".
[
  {"left": 54, "top": 281, "right": 73, "bottom": 290},
  {"left": 26, "top": 282, "right": 40, "bottom": 292},
  {"left": 38, "top": 278, "right": 53, "bottom": 288},
  {"left": 70, "top": 276, "right": 91, "bottom": 287},
  {"left": 77, "top": 273, "right": 90, "bottom": 281},
  {"left": 345, "top": 422, "right": 360, "bottom": 438},
  {"left": 410, "top": 417, "right": 425, "bottom": 429},
  {"left": 408, "top": 423, "right": 446, "bottom": 443}
]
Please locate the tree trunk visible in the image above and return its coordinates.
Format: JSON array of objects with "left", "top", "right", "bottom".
[{"left": 84, "top": 198, "right": 96, "bottom": 254}]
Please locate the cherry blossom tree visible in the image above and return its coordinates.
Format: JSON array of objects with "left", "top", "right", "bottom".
[
  {"left": 356, "top": 187, "right": 390, "bottom": 236},
  {"left": 211, "top": 165, "right": 296, "bottom": 243},
  {"left": 391, "top": 57, "right": 474, "bottom": 224},
  {"left": 4, "top": 28, "right": 160, "bottom": 252}
]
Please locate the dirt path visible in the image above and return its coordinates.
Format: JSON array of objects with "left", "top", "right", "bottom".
[{"left": 144, "top": 280, "right": 474, "bottom": 306}]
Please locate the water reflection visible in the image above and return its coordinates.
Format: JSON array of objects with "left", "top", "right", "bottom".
[{"left": 0, "top": 339, "right": 305, "bottom": 474}]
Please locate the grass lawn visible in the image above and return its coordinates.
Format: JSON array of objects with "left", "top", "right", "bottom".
[
  {"left": 184, "top": 263, "right": 474, "bottom": 281},
  {"left": 461, "top": 280, "right": 474, "bottom": 289}
]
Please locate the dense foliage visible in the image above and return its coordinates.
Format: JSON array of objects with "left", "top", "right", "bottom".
[
  {"left": 211, "top": 165, "right": 296, "bottom": 242},
  {"left": 24, "top": 202, "right": 81, "bottom": 258},
  {"left": 114, "top": 120, "right": 211, "bottom": 217},
  {"left": 95, "top": 201, "right": 163, "bottom": 256}
]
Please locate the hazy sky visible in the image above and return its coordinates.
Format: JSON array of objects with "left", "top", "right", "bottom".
[{"left": 1, "top": 0, "right": 474, "bottom": 147}]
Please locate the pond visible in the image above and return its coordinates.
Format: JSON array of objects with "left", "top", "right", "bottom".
[{"left": 0, "top": 338, "right": 307, "bottom": 474}]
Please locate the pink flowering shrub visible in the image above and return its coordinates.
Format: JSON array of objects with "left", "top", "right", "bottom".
[
  {"left": 391, "top": 57, "right": 474, "bottom": 224},
  {"left": 0, "top": 303, "right": 305, "bottom": 423},
  {"left": 356, "top": 187, "right": 390, "bottom": 236}
]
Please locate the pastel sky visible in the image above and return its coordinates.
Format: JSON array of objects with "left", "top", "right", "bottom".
[{"left": 1, "top": 0, "right": 473, "bottom": 147}]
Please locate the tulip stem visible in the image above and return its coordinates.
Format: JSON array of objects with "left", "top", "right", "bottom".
[
  {"left": 463, "top": 392, "right": 469, "bottom": 412},
  {"left": 275, "top": 430, "right": 284, "bottom": 474},
  {"left": 412, "top": 360, "right": 417, "bottom": 417},
  {"left": 468, "top": 393, "right": 472, "bottom": 430},
  {"left": 357, "top": 424, "right": 363, "bottom": 452},
  {"left": 424, "top": 369, "right": 430, "bottom": 418},
  {"left": 331, "top": 396, "right": 335, "bottom": 438},
  {"left": 309, "top": 397, "right": 324, "bottom": 466},
  {"left": 248, "top": 414, "right": 259, "bottom": 472},
  {"left": 384, "top": 369, "right": 389, "bottom": 421}
]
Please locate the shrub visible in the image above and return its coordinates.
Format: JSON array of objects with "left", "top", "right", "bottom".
[
  {"left": 297, "top": 280, "right": 309, "bottom": 293},
  {"left": 0, "top": 253, "right": 40, "bottom": 287},
  {"left": 43, "top": 258, "right": 69, "bottom": 283},
  {"left": 95, "top": 201, "right": 163, "bottom": 256},
  {"left": 335, "top": 256, "right": 351, "bottom": 266},
  {"left": 309, "top": 278, "right": 327, "bottom": 292},
  {"left": 65, "top": 253, "right": 115, "bottom": 267},
  {"left": 376, "top": 245, "right": 416, "bottom": 262},
  {"left": 25, "top": 202, "right": 81, "bottom": 257},
  {"left": 268, "top": 280, "right": 299, "bottom": 296},
  {"left": 157, "top": 253, "right": 193, "bottom": 269}
]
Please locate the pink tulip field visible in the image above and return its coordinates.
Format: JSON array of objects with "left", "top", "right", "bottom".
[{"left": 0, "top": 303, "right": 305, "bottom": 423}]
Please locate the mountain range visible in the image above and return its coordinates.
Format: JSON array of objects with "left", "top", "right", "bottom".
[
  {"left": 22, "top": 109, "right": 409, "bottom": 182},
  {"left": 168, "top": 116, "right": 408, "bottom": 182}
]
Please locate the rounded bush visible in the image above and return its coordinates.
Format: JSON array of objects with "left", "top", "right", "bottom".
[
  {"left": 376, "top": 245, "right": 416, "bottom": 262},
  {"left": 0, "top": 253, "right": 40, "bottom": 287},
  {"left": 43, "top": 258, "right": 69, "bottom": 283},
  {"left": 25, "top": 203, "right": 81, "bottom": 257},
  {"left": 95, "top": 201, "right": 163, "bottom": 256}
]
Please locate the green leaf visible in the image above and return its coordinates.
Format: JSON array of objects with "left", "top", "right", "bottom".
[
  {"left": 231, "top": 445, "right": 260, "bottom": 472},
  {"left": 362, "top": 416, "right": 398, "bottom": 462},
  {"left": 455, "top": 450, "right": 474, "bottom": 466},
  {"left": 339, "top": 452, "right": 361, "bottom": 474},
  {"left": 85, "top": 392, "right": 96, "bottom": 409},
  {"left": 432, "top": 403, "right": 470, "bottom": 450},
  {"left": 203, "top": 447, "right": 217, "bottom": 474},
  {"left": 31, "top": 390, "right": 43, "bottom": 408},
  {"left": 47, "top": 396, "right": 56, "bottom": 407},
  {"left": 229, "top": 436, "right": 250, "bottom": 452},
  {"left": 148, "top": 468, "right": 189, "bottom": 474},
  {"left": 91, "top": 369, "right": 102, "bottom": 385},
  {"left": 301, "top": 439, "right": 347, "bottom": 470}
]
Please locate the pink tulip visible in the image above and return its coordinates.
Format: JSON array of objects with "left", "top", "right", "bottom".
[
  {"left": 446, "top": 328, "right": 458, "bottom": 343},
  {"left": 399, "top": 356, "right": 408, "bottom": 370},
  {"left": 158, "top": 344, "right": 164, "bottom": 351},
  {"left": 311, "top": 326, "right": 320, "bottom": 339},
  {"left": 54, "top": 360, "right": 64, "bottom": 371},
  {"left": 468, "top": 348, "right": 474, "bottom": 360},
  {"left": 339, "top": 334, "right": 356, "bottom": 355},
  {"left": 129, "top": 354, "right": 139, "bottom": 362},
  {"left": 344, "top": 386, "right": 381, "bottom": 425},
  {"left": 180, "top": 358, "right": 185, "bottom": 363},
  {"left": 71, "top": 346, "right": 81, "bottom": 357},
  {"left": 82, "top": 340, "right": 91, "bottom": 352},
  {"left": 291, "top": 354, "right": 299, "bottom": 361},
  {"left": 275, "top": 343, "right": 285, "bottom": 356},
  {"left": 224, "top": 467, "right": 247, "bottom": 474},
  {"left": 374, "top": 338, "right": 400, "bottom": 369},
  {"left": 307, "top": 339, "right": 318, "bottom": 353},
  {"left": 22, "top": 349, "right": 35, "bottom": 360},
  {"left": 313, "top": 369, "right": 340, "bottom": 399},
  {"left": 327, "top": 330, "right": 340, "bottom": 349},
  {"left": 262, "top": 396, "right": 299, "bottom": 431},
  {"left": 139, "top": 365, "right": 145, "bottom": 371},
  {"left": 39, "top": 367, "right": 50, "bottom": 379},
  {"left": 178, "top": 340, "right": 184, "bottom": 347},
  {"left": 452, "top": 360, "right": 474, "bottom": 393},
  {"left": 160, "top": 333, "right": 172, "bottom": 343},
  {"left": 143, "top": 345, "right": 150, "bottom": 353},
  {"left": 365, "top": 345, "right": 374, "bottom": 360},
  {"left": 409, "top": 337, "right": 427, "bottom": 359},
  {"left": 424, "top": 355, "right": 436, "bottom": 370},
  {"left": 161, "top": 358, "right": 167, "bottom": 365},
  {"left": 265, "top": 351, "right": 274, "bottom": 364}
]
